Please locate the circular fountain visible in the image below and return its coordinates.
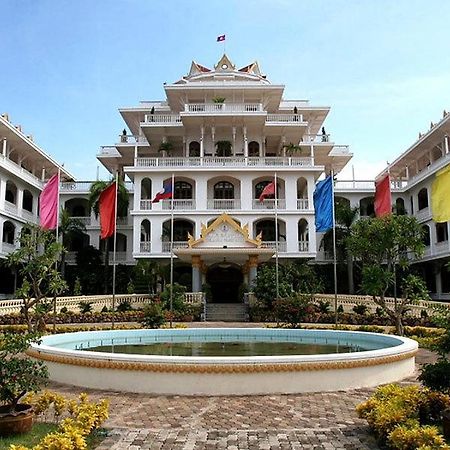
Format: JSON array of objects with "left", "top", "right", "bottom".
[{"left": 28, "top": 328, "right": 418, "bottom": 395}]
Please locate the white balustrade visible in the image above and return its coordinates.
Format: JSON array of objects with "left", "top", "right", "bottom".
[
  {"left": 4, "top": 200, "right": 18, "bottom": 215},
  {"left": 161, "top": 199, "right": 196, "bottom": 210},
  {"left": 185, "top": 103, "right": 262, "bottom": 113},
  {"left": 70, "top": 216, "right": 91, "bottom": 226},
  {"left": 266, "top": 114, "right": 304, "bottom": 123},
  {"left": 1, "top": 242, "right": 16, "bottom": 254},
  {"left": 252, "top": 199, "right": 286, "bottom": 210},
  {"left": 297, "top": 198, "right": 309, "bottom": 210},
  {"left": 435, "top": 241, "right": 450, "bottom": 254},
  {"left": 116, "top": 216, "right": 130, "bottom": 226},
  {"left": 140, "top": 241, "right": 151, "bottom": 252},
  {"left": 301, "top": 133, "right": 331, "bottom": 143},
  {"left": 60, "top": 181, "right": 133, "bottom": 192},
  {"left": 140, "top": 199, "right": 153, "bottom": 210},
  {"left": 260, "top": 241, "right": 287, "bottom": 252},
  {"left": 298, "top": 241, "right": 309, "bottom": 252},
  {"left": 118, "top": 134, "right": 149, "bottom": 144},
  {"left": 21, "top": 209, "right": 36, "bottom": 223},
  {"left": 162, "top": 241, "right": 189, "bottom": 252},
  {"left": 184, "top": 292, "right": 205, "bottom": 304},
  {"left": 0, "top": 154, "right": 41, "bottom": 186},
  {"left": 143, "top": 114, "right": 181, "bottom": 124},
  {"left": 207, "top": 199, "right": 241, "bottom": 210},
  {"left": 416, "top": 207, "right": 430, "bottom": 222}
]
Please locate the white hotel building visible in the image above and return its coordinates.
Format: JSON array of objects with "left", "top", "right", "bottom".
[{"left": 1, "top": 55, "right": 449, "bottom": 302}]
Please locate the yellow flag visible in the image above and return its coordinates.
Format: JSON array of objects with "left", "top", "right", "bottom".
[{"left": 431, "top": 164, "right": 450, "bottom": 223}]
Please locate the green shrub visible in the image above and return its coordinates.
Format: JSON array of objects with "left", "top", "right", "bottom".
[
  {"left": 273, "top": 294, "right": 313, "bottom": 328},
  {"left": 316, "top": 300, "right": 330, "bottom": 313},
  {"left": 60, "top": 307, "right": 68, "bottom": 314},
  {"left": 337, "top": 304, "right": 344, "bottom": 314},
  {"left": 420, "top": 359, "right": 450, "bottom": 393},
  {"left": 117, "top": 300, "right": 132, "bottom": 312},
  {"left": 353, "top": 303, "right": 368, "bottom": 315},
  {"left": 78, "top": 301, "right": 93, "bottom": 314},
  {"left": 101, "top": 305, "right": 109, "bottom": 313},
  {"left": 387, "top": 422, "right": 449, "bottom": 450},
  {"left": 141, "top": 302, "right": 166, "bottom": 329},
  {"left": 160, "top": 283, "right": 186, "bottom": 312}
]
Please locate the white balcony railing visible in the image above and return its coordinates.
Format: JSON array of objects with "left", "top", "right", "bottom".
[
  {"left": 1, "top": 242, "right": 16, "bottom": 254},
  {"left": 118, "top": 134, "right": 149, "bottom": 144},
  {"left": 301, "top": 133, "right": 331, "bottom": 143},
  {"left": 435, "top": 241, "right": 450, "bottom": 254},
  {"left": 4, "top": 201, "right": 18, "bottom": 215},
  {"left": 184, "top": 103, "right": 263, "bottom": 113},
  {"left": 297, "top": 199, "right": 309, "bottom": 210},
  {"left": 266, "top": 114, "right": 304, "bottom": 123},
  {"left": 252, "top": 199, "right": 286, "bottom": 210},
  {"left": 140, "top": 199, "right": 153, "bottom": 210},
  {"left": 21, "top": 209, "right": 37, "bottom": 223},
  {"left": 260, "top": 241, "right": 287, "bottom": 252},
  {"left": 207, "top": 199, "right": 241, "bottom": 210},
  {"left": 161, "top": 199, "right": 196, "bottom": 210},
  {"left": 60, "top": 181, "right": 134, "bottom": 192},
  {"left": 298, "top": 241, "right": 309, "bottom": 252},
  {"left": 143, "top": 114, "right": 182, "bottom": 124},
  {"left": 162, "top": 241, "right": 189, "bottom": 253},
  {"left": 416, "top": 207, "right": 430, "bottom": 222},
  {"left": 0, "top": 154, "right": 41, "bottom": 186},
  {"left": 70, "top": 216, "right": 91, "bottom": 226},
  {"left": 134, "top": 156, "right": 313, "bottom": 168},
  {"left": 140, "top": 242, "right": 151, "bottom": 253}
]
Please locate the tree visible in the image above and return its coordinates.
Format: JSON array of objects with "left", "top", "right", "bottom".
[
  {"left": 75, "top": 245, "right": 103, "bottom": 294},
  {"left": 347, "top": 215, "right": 427, "bottom": 335},
  {"left": 321, "top": 200, "right": 359, "bottom": 293},
  {"left": 7, "top": 225, "right": 67, "bottom": 332},
  {"left": 59, "top": 208, "right": 86, "bottom": 279},
  {"left": 88, "top": 178, "right": 129, "bottom": 293}
]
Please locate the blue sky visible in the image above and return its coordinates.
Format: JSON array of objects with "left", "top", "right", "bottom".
[{"left": 2, "top": 0, "right": 450, "bottom": 180}]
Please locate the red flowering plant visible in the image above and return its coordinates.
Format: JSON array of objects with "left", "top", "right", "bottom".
[{"left": 0, "top": 333, "right": 48, "bottom": 413}]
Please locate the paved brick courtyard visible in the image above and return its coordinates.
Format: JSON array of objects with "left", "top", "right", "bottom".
[{"left": 44, "top": 326, "right": 437, "bottom": 450}]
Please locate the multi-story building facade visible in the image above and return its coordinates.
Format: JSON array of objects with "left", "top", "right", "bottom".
[{"left": 0, "top": 113, "right": 73, "bottom": 295}]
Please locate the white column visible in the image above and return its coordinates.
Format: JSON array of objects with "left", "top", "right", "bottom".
[
  {"left": 183, "top": 136, "right": 187, "bottom": 157},
  {"left": 232, "top": 127, "right": 236, "bottom": 156},
  {"left": 241, "top": 175, "right": 253, "bottom": 210},
  {"left": 196, "top": 176, "right": 207, "bottom": 210},
  {"left": 261, "top": 136, "right": 265, "bottom": 157},
  {"left": 285, "top": 174, "right": 297, "bottom": 210},
  {"left": 134, "top": 145, "right": 138, "bottom": 163},
  {"left": 200, "top": 126, "right": 204, "bottom": 158},
  {"left": 282, "top": 136, "right": 286, "bottom": 156},
  {"left": 307, "top": 176, "right": 315, "bottom": 210},
  {"left": 310, "top": 144, "right": 314, "bottom": 165},
  {"left": 445, "top": 135, "right": 449, "bottom": 154},
  {"left": 133, "top": 216, "right": 141, "bottom": 255},
  {"left": 17, "top": 189, "right": 24, "bottom": 217},
  {"left": 0, "top": 178, "right": 5, "bottom": 210},
  {"left": 41, "top": 168, "right": 45, "bottom": 181},
  {"left": 285, "top": 217, "right": 298, "bottom": 253},
  {"left": 243, "top": 127, "right": 248, "bottom": 158},
  {"left": 211, "top": 126, "right": 215, "bottom": 151},
  {"left": 2, "top": 138, "right": 6, "bottom": 157}
]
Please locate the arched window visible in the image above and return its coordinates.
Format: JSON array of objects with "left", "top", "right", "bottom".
[
  {"left": 422, "top": 225, "right": 431, "bottom": 246},
  {"left": 254, "top": 181, "right": 274, "bottom": 199},
  {"left": 214, "top": 181, "right": 234, "bottom": 199},
  {"left": 395, "top": 198, "right": 406, "bottom": 215},
  {"left": 163, "top": 219, "right": 194, "bottom": 242},
  {"left": 436, "top": 223, "right": 448, "bottom": 243},
  {"left": 360, "top": 196, "right": 375, "bottom": 216},
  {"left": 298, "top": 219, "right": 309, "bottom": 242},
  {"left": 141, "top": 178, "right": 152, "bottom": 199},
  {"left": 22, "top": 190, "right": 33, "bottom": 213},
  {"left": 2, "top": 221, "right": 15, "bottom": 244},
  {"left": 141, "top": 219, "right": 151, "bottom": 242},
  {"left": 5, "top": 181, "right": 17, "bottom": 204},
  {"left": 248, "top": 141, "right": 259, "bottom": 157},
  {"left": 418, "top": 188, "right": 428, "bottom": 210},
  {"left": 175, "top": 181, "right": 193, "bottom": 199},
  {"left": 65, "top": 198, "right": 89, "bottom": 217},
  {"left": 67, "top": 232, "right": 90, "bottom": 252},
  {"left": 254, "top": 219, "right": 286, "bottom": 242},
  {"left": 297, "top": 177, "right": 308, "bottom": 199},
  {"left": 189, "top": 141, "right": 200, "bottom": 157}
]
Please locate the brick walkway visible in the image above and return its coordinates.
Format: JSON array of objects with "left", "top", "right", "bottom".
[{"left": 44, "top": 325, "right": 437, "bottom": 450}]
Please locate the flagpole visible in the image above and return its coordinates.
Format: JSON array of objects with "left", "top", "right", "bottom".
[
  {"left": 111, "top": 172, "right": 119, "bottom": 330},
  {"left": 331, "top": 169, "right": 338, "bottom": 327},
  {"left": 274, "top": 173, "right": 279, "bottom": 299},
  {"left": 169, "top": 173, "right": 175, "bottom": 329},
  {"left": 53, "top": 169, "right": 61, "bottom": 333}
]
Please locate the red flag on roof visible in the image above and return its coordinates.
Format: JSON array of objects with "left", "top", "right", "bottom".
[
  {"left": 217, "top": 34, "right": 225, "bottom": 42},
  {"left": 259, "top": 180, "right": 276, "bottom": 202},
  {"left": 374, "top": 174, "right": 392, "bottom": 217},
  {"left": 99, "top": 182, "right": 117, "bottom": 239}
]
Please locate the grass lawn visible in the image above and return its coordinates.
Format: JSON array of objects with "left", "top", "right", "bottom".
[{"left": 0, "top": 423, "right": 105, "bottom": 449}]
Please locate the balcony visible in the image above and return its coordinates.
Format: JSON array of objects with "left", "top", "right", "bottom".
[
  {"left": 0, "top": 154, "right": 42, "bottom": 188},
  {"left": 3, "top": 201, "right": 18, "bottom": 215},
  {"left": 162, "top": 241, "right": 189, "bottom": 253},
  {"left": 140, "top": 199, "right": 153, "bottom": 210},
  {"left": 1, "top": 242, "right": 16, "bottom": 255},
  {"left": 301, "top": 133, "right": 331, "bottom": 143},
  {"left": 134, "top": 156, "right": 313, "bottom": 168},
  {"left": 161, "top": 199, "right": 196, "bottom": 210},
  {"left": 117, "top": 135, "right": 149, "bottom": 144},
  {"left": 252, "top": 199, "right": 286, "bottom": 210},
  {"left": 266, "top": 114, "right": 306, "bottom": 124},
  {"left": 183, "top": 103, "right": 263, "bottom": 114},
  {"left": 69, "top": 216, "right": 91, "bottom": 226},
  {"left": 260, "top": 241, "right": 287, "bottom": 252},
  {"left": 207, "top": 199, "right": 241, "bottom": 210},
  {"left": 140, "top": 242, "right": 151, "bottom": 253},
  {"left": 416, "top": 207, "right": 431, "bottom": 222},
  {"left": 298, "top": 241, "right": 309, "bottom": 252},
  {"left": 142, "top": 114, "right": 182, "bottom": 125},
  {"left": 60, "top": 181, "right": 134, "bottom": 192},
  {"left": 297, "top": 199, "right": 309, "bottom": 210}
]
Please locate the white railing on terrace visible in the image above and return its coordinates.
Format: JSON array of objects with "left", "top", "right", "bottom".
[
  {"left": 118, "top": 134, "right": 149, "bottom": 144},
  {"left": 70, "top": 216, "right": 91, "bottom": 226},
  {"left": 416, "top": 207, "right": 430, "bottom": 222},
  {"left": 298, "top": 241, "right": 309, "bottom": 252},
  {"left": 435, "top": 241, "right": 450, "bottom": 254},
  {"left": 4, "top": 200, "right": 18, "bottom": 215},
  {"left": 260, "top": 241, "right": 287, "bottom": 252},
  {"left": 134, "top": 156, "right": 313, "bottom": 168},
  {"left": 185, "top": 103, "right": 263, "bottom": 113},
  {"left": 334, "top": 180, "right": 406, "bottom": 191},
  {"left": 116, "top": 216, "right": 130, "bottom": 226},
  {"left": 98, "top": 146, "right": 120, "bottom": 157},
  {"left": 140, "top": 199, "right": 153, "bottom": 210},
  {"left": 161, "top": 199, "right": 196, "bottom": 210},
  {"left": 0, "top": 154, "right": 41, "bottom": 185},
  {"left": 297, "top": 199, "right": 309, "bottom": 210},
  {"left": 184, "top": 292, "right": 205, "bottom": 304},
  {"left": 60, "top": 181, "right": 134, "bottom": 192},
  {"left": 140, "top": 241, "right": 151, "bottom": 252},
  {"left": 162, "top": 241, "right": 189, "bottom": 252},
  {"left": 143, "top": 114, "right": 181, "bottom": 124},
  {"left": 252, "top": 199, "right": 286, "bottom": 210},
  {"left": 301, "top": 133, "right": 331, "bottom": 143},
  {"left": 207, "top": 199, "right": 241, "bottom": 210},
  {"left": 330, "top": 145, "right": 351, "bottom": 154},
  {"left": 266, "top": 114, "right": 304, "bottom": 123},
  {"left": 0, "top": 293, "right": 152, "bottom": 315}
]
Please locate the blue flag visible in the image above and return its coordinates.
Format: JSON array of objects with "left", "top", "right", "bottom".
[{"left": 313, "top": 175, "right": 333, "bottom": 232}]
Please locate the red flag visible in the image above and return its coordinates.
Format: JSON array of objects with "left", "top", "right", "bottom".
[
  {"left": 39, "top": 173, "right": 60, "bottom": 230},
  {"left": 259, "top": 180, "right": 276, "bottom": 202},
  {"left": 99, "top": 182, "right": 116, "bottom": 239},
  {"left": 374, "top": 174, "right": 392, "bottom": 217}
]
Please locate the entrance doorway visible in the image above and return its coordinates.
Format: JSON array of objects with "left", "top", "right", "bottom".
[{"left": 206, "top": 264, "right": 243, "bottom": 303}]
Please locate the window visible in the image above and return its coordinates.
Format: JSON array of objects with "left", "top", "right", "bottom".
[
  {"left": 2, "top": 221, "right": 15, "bottom": 244},
  {"left": 422, "top": 225, "right": 430, "bottom": 246},
  {"left": 436, "top": 223, "right": 448, "bottom": 243},
  {"left": 22, "top": 190, "right": 33, "bottom": 213},
  {"left": 418, "top": 188, "right": 428, "bottom": 210},
  {"left": 174, "top": 181, "right": 193, "bottom": 199},
  {"left": 248, "top": 141, "right": 259, "bottom": 157},
  {"left": 359, "top": 197, "right": 375, "bottom": 216},
  {"left": 395, "top": 198, "right": 406, "bottom": 215},
  {"left": 214, "top": 181, "right": 234, "bottom": 199},
  {"left": 5, "top": 181, "right": 17, "bottom": 204},
  {"left": 254, "top": 181, "right": 277, "bottom": 199},
  {"left": 189, "top": 141, "right": 200, "bottom": 157}
]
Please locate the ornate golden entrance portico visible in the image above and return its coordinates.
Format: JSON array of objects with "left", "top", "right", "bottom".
[{"left": 174, "top": 214, "right": 274, "bottom": 297}]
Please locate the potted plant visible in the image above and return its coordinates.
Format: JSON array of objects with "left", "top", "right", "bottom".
[
  {"left": 0, "top": 333, "right": 48, "bottom": 436},
  {"left": 158, "top": 141, "right": 174, "bottom": 157},
  {"left": 215, "top": 140, "right": 232, "bottom": 157}
]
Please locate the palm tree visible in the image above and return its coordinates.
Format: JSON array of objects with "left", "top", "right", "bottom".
[
  {"left": 320, "top": 200, "right": 359, "bottom": 294},
  {"left": 59, "top": 209, "right": 86, "bottom": 279},
  {"left": 282, "top": 143, "right": 302, "bottom": 156},
  {"left": 89, "top": 177, "right": 129, "bottom": 293}
]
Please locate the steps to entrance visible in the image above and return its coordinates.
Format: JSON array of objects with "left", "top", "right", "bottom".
[{"left": 205, "top": 303, "right": 248, "bottom": 322}]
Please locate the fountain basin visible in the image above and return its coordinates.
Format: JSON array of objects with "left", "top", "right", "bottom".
[{"left": 28, "top": 328, "right": 418, "bottom": 395}]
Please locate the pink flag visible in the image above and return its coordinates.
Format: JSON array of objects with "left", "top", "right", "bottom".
[{"left": 39, "top": 173, "right": 60, "bottom": 230}]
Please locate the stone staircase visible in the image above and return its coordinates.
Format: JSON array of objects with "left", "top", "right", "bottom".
[{"left": 204, "top": 303, "right": 248, "bottom": 322}]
